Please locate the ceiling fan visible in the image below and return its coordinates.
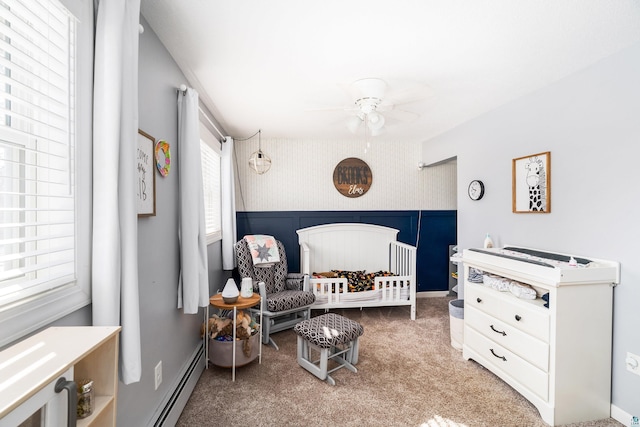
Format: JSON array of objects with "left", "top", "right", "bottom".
[{"left": 338, "top": 78, "right": 428, "bottom": 137}]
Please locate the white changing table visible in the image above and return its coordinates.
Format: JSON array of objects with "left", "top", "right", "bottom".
[{"left": 461, "top": 246, "right": 619, "bottom": 426}]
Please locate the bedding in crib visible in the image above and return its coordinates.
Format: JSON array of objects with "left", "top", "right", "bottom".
[{"left": 313, "top": 270, "right": 398, "bottom": 292}]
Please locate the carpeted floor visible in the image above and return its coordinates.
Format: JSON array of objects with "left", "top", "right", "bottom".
[{"left": 176, "top": 297, "right": 622, "bottom": 427}]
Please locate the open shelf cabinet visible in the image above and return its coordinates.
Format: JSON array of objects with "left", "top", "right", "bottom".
[{"left": 0, "top": 326, "right": 121, "bottom": 426}]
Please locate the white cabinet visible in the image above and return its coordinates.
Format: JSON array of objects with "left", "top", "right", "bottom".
[
  {"left": 461, "top": 247, "right": 618, "bottom": 426},
  {"left": 0, "top": 326, "right": 120, "bottom": 427}
]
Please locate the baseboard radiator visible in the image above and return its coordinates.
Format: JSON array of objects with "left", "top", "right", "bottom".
[{"left": 149, "top": 343, "right": 204, "bottom": 427}]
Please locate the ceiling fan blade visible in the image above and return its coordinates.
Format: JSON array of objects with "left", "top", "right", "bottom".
[
  {"left": 304, "top": 82, "right": 355, "bottom": 112},
  {"left": 304, "top": 103, "right": 363, "bottom": 115},
  {"left": 384, "top": 82, "right": 434, "bottom": 105},
  {"left": 337, "top": 83, "right": 359, "bottom": 109},
  {"left": 304, "top": 105, "right": 347, "bottom": 112},
  {"left": 382, "top": 107, "right": 420, "bottom": 123}
]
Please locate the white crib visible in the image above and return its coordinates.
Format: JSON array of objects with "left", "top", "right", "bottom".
[{"left": 297, "top": 223, "right": 417, "bottom": 320}]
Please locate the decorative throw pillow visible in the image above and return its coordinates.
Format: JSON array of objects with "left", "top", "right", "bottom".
[
  {"left": 370, "top": 270, "right": 396, "bottom": 278},
  {"left": 331, "top": 270, "right": 366, "bottom": 292},
  {"left": 366, "top": 271, "right": 399, "bottom": 290},
  {"left": 312, "top": 271, "right": 338, "bottom": 278}
]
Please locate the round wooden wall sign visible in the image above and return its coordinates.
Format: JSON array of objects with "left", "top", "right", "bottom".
[{"left": 332, "top": 157, "right": 372, "bottom": 198}]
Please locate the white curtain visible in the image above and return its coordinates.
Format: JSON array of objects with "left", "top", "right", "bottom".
[
  {"left": 92, "top": 0, "right": 142, "bottom": 384},
  {"left": 221, "top": 137, "right": 237, "bottom": 270},
  {"left": 177, "top": 88, "right": 210, "bottom": 313}
]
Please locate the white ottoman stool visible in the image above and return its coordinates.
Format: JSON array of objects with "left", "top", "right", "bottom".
[{"left": 293, "top": 313, "right": 364, "bottom": 385}]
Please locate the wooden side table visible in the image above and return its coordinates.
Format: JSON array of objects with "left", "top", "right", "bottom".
[{"left": 205, "top": 293, "right": 262, "bottom": 381}]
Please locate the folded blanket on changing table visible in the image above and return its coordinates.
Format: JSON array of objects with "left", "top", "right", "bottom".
[{"left": 243, "top": 235, "right": 280, "bottom": 267}]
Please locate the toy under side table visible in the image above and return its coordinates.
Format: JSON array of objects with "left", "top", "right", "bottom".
[{"left": 206, "top": 294, "right": 262, "bottom": 382}]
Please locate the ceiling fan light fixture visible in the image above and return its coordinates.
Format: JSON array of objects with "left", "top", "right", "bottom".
[
  {"left": 367, "top": 111, "right": 385, "bottom": 130},
  {"left": 355, "top": 97, "right": 381, "bottom": 115},
  {"left": 347, "top": 115, "right": 363, "bottom": 134}
]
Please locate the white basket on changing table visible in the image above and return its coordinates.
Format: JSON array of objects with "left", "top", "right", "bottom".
[{"left": 483, "top": 273, "right": 538, "bottom": 300}]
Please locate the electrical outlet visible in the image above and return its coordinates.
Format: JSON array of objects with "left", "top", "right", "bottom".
[
  {"left": 154, "top": 361, "right": 162, "bottom": 390},
  {"left": 626, "top": 352, "right": 640, "bottom": 376}
]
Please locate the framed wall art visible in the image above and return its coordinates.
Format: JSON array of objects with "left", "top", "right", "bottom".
[
  {"left": 137, "top": 129, "right": 156, "bottom": 216},
  {"left": 332, "top": 157, "right": 372, "bottom": 198},
  {"left": 512, "top": 151, "right": 550, "bottom": 213}
]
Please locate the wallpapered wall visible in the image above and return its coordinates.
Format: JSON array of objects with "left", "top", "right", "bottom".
[{"left": 232, "top": 137, "right": 457, "bottom": 211}]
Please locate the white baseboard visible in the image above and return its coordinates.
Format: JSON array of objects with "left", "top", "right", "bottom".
[
  {"left": 417, "top": 291, "right": 451, "bottom": 298},
  {"left": 148, "top": 344, "right": 204, "bottom": 427},
  {"left": 611, "top": 403, "right": 638, "bottom": 427}
]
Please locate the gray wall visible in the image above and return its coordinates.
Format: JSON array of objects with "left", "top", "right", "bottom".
[
  {"left": 115, "top": 17, "right": 227, "bottom": 426},
  {"left": 422, "top": 41, "right": 640, "bottom": 419}
]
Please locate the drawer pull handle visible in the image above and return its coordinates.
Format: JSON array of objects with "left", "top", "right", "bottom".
[
  {"left": 490, "top": 325, "right": 506, "bottom": 336},
  {"left": 490, "top": 348, "right": 507, "bottom": 362},
  {"left": 55, "top": 377, "right": 77, "bottom": 427},
  {"left": 476, "top": 297, "right": 482, "bottom": 303},
  {"left": 515, "top": 314, "right": 522, "bottom": 321}
]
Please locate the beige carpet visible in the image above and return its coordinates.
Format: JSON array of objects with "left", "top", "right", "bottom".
[{"left": 177, "top": 297, "right": 622, "bottom": 427}]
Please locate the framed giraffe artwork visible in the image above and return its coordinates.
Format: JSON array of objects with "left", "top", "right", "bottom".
[{"left": 512, "top": 151, "right": 551, "bottom": 213}]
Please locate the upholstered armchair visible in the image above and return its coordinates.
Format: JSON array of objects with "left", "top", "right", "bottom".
[{"left": 235, "top": 238, "right": 315, "bottom": 350}]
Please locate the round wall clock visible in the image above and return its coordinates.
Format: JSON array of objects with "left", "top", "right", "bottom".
[
  {"left": 155, "top": 140, "right": 171, "bottom": 177},
  {"left": 468, "top": 180, "right": 485, "bottom": 201}
]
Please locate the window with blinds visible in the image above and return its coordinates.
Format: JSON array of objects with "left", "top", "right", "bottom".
[
  {"left": 0, "top": 0, "right": 77, "bottom": 307},
  {"left": 199, "top": 122, "right": 222, "bottom": 243}
]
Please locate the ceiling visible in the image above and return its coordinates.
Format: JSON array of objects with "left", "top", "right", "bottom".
[{"left": 140, "top": 0, "right": 640, "bottom": 144}]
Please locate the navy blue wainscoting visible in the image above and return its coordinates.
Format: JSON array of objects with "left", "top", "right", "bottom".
[{"left": 236, "top": 210, "right": 457, "bottom": 292}]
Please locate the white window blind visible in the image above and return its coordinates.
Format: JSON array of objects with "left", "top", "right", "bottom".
[
  {"left": 199, "top": 122, "right": 221, "bottom": 243},
  {"left": 0, "top": 0, "right": 77, "bottom": 307}
]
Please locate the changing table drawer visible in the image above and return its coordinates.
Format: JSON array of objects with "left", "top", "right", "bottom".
[
  {"left": 465, "top": 282, "right": 550, "bottom": 342},
  {"left": 465, "top": 327, "right": 549, "bottom": 402},
  {"left": 465, "top": 305, "right": 549, "bottom": 372}
]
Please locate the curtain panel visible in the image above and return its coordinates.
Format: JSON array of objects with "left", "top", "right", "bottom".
[
  {"left": 221, "top": 136, "right": 237, "bottom": 270},
  {"left": 92, "top": 0, "right": 142, "bottom": 384},
  {"left": 177, "top": 88, "right": 210, "bottom": 313}
]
